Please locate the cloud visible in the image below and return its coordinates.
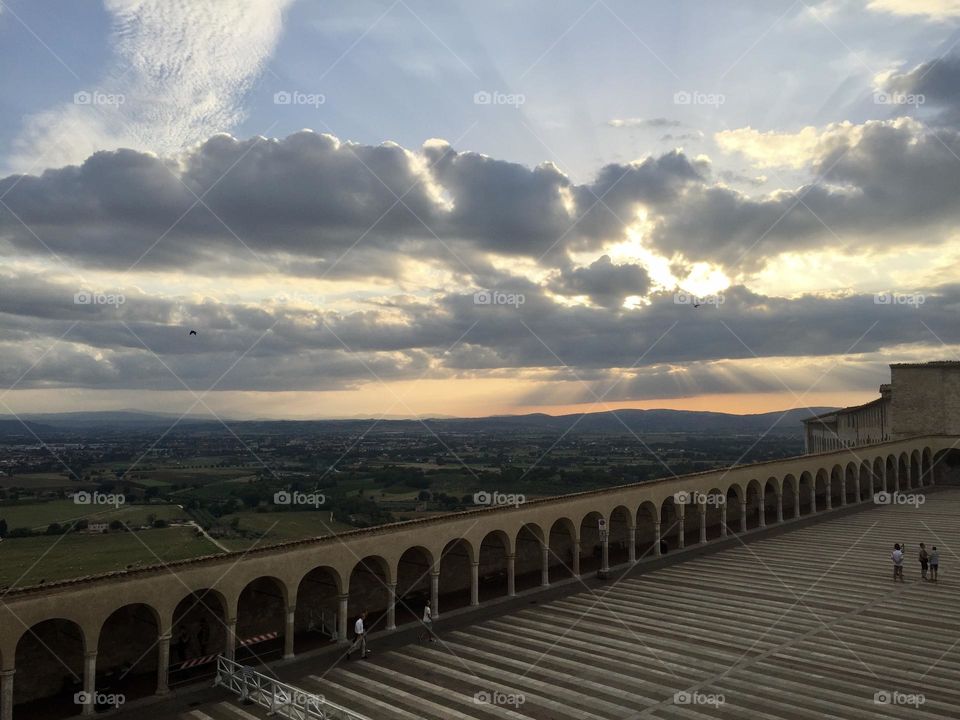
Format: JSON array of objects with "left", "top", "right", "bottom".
[
  {"left": 8, "top": 0, "right": 292, "bottom": 172},
  {"left": 609, "top": 117, "right": 683, "bottom": 129},
  {"left": 714, "top": 123, "right": 861, "bottom": 170},
  {"left": 881, "top": 51, "right": 960, "bottom": 124},
  {"left": 866, "top": 0, "right": 960, "bottom": 19},
  {"left": 548, "top": 255, "right": 651, "bottom": 308}
]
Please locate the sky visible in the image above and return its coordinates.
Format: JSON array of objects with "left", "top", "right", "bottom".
[{"left": 1, "top": 0, "right": 960, "bottom": 420}]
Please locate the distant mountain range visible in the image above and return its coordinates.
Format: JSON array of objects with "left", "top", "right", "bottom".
[{"left": 0, "top": 407, "right": 836, "bottom": 438}]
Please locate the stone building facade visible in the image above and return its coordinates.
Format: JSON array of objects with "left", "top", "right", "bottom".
[{"left": 804, "top": 361, "right": 960, "bottom": 452}]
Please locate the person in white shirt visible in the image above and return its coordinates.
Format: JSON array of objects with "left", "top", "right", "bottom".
[
  {"left": 349, "top": 611, "right": 369, "bottom": 659},
  {"left": 421, "top": 602, "right": 435, "bottom": 643},
  {"left": 891, "top": 543, "right": 904, "bottom": 582}
]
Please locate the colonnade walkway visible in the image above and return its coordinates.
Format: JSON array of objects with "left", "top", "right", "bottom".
[{"left": 177, "top": 488, "right": 960, "bottom": 720}]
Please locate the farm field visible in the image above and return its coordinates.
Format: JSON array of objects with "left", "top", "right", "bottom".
[
  {"left": 0, "top": 500, "right": 187, "bottom": 531},
  {"left": 0, "top": 526, "right": 221, "bottom": 588},
  {"left": 215, "top": 510, "right": 355, "bottom": 551}
]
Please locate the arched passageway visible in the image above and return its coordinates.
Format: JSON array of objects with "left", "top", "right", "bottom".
[
  {"left": 608, "top": 506, "right": 632, "bottom": 566},
  {"left": 548, "top": 518, "right": 577, "bottom": 581},
  {"left": 798, "top": 472, "right": 813, "bottom": 516},
  {"left": 437, "top": 539, "right": 474, "bottom": 613},
  {"left": 348, "top": 557, "right": 391, "bottom": 637},
  {"left": 830, "top": 465, "right": 844, "bottom": 507},
  {"left": 395, "top": 546, "right": 433, "bottom": 627},
  {"left": 515, "top": 524, "right": 545, "bottom": 592},
  {"left": 703, "top": 488, "right": 725, "bottom": 540},
  {"left": 858, "top": 463, "right": 871, "bottom": 500},
  {"left": 97, "top": 604, "right": 160, "bottom": 704},
  {"left": 477, "top": 530, "right": 510, "bottom": 601},
  {"left": 726, "top": 485, "right": 744, "bottom": 533},
  {"left": 294, "top": 566, "right": 341, "bottom": 652},
  {"left": 14, "top": 619, "right": 84, "bottom": 720},
  {"left": 660, "top": 496, "right": 682, "bottom": 552},
  {"left": 745, "top": 481, "right": 763, "bottom": 530},
  {"left": 763, "top": 479, "right": 779, "bottom": 525},
  {"left": 236, "top": 577, "right": 286, "bottom": 665},
  {"left": 170, "top": 589, "right": 227, "bottom": 686},
  {"left": 781, "top": 476, "right": 797, "bottom": 520},
  {"left": 815, "top": 470, "right": 829, "bottom": 511},
  {"left": 578, "top": 511, "right": 604, "bottom": 575},
  {"left": 886, "top": 455, "right": 898, "bottom": 492},
  {"left": 635, "top": 502, "right": 658, "bottom": 558}
]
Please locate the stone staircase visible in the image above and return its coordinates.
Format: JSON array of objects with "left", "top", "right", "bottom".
[{"left": 182, "top": 489, "right": 960, "bottom": 720}]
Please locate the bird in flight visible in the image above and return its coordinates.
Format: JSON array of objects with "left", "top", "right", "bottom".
[
  {"left": 189, "top": 330, "right": 197, "bottom": 336},
  {"left": 693, "top": 303, "right": 701, "bottom": 309}
]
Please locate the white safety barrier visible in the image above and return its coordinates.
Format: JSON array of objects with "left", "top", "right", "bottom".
[{"left": 214, "top": 655, "right": 370, "bottom": 720}]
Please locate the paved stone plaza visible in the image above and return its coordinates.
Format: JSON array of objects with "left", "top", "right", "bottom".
[{"left": 168, "top": 487, "right": 960, "bottom": 720}]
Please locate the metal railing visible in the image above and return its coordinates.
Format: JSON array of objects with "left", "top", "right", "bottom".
[{"left": 214, "top": 655, "right": 371, "bottom": 720}]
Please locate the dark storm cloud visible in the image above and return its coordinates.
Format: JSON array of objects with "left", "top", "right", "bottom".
[
  {"left": 883, "top": 51, "right": 960, "bottom": 125},
  {"left": 2, "top": 271, "right": 957, "bottom": 393},
  {"left": 549, "top": 255, "right": 651, "bottom": 308}
]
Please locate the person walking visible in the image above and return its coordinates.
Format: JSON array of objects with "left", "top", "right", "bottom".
[
  {"left": 349, "top": 611, "right": 369, "bottom": 660},
  {"left": 930, "top": 546, "right": 940, "bottom": 582},
  {"left": 891, "top": 543, "right": 904, "bottom": 582},
  {"left": 919, "top": 543, "right": 929, "bottom": 581},
  {"left": 420, "top": 601, "right": 435, "bottom": 643}
]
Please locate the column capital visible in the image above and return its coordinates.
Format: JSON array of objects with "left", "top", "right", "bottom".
[
  {"left": 0, "top": 669, "right": 14, "bottom": 678},
  {"left": 430, "top": 568, "right": 441, "bottom": 577},
  {"left": 470, "top": 560, "right": 480, "bottom": 567},
  {"left": 225, "top": 616, "right": 238, "bottom": 625},
  {"left": 337, "top": 593, "right": 349, "bottom": 602},
  {"left": 158, "top": 633, "right": 172, "bottom": 642},
  {"left": 286, "top": 605, "right": 298, "bottom": 615},
  {"left": 84, "top": 650, "right": 98, "bottom": 660},
  {"left": 506, "top": 552, "right": 516, "bottom": 560}
]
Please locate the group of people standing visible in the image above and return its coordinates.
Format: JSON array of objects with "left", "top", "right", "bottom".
[
  {"left": 891, "top": 543, "right": 940, "bottom": 581},
  {"left": 347, "top": 601, "right": 437, "bottom": 661}
]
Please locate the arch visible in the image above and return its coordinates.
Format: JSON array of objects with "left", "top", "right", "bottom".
[
  {"left": 898, "top": 452, "right": 910, "bottom": 490},
  {"left": 236, "top": 576, "right": 287, "bottom": 664},
  {"left": 872, "top": 457, "right": 885, "bottom": 496},
  {"left": 781, "top": 475, "right": 797, "bottom": 520},
  {"left": 815, "top": 468, "right": 829, "bottom": 512},
  {"left": 886, "top": 454, "right": 898, "bottom": 492},
  {"left": 745, "top": 479, "right": 763, "bottom": 530},
  {"left": 933, "top": 448, "right": 960, "bottom": 486},
  {"left": 294, "top": 566, "right": 342, "bottom": 652},
  {"left": 763, "top": 477, "right": 779, "bottom": 525},
  {"left": 514, "top": 523, "right": 545, "bottom": 593},
  {"left": 170, "top": 588, "right": 228, "bottom": 684},
  {"left": 830, "top": 464, "right": 844, "bottom": 507},
  {"left": 911, "top": 449, "right": 922, "bottom": 488},
  {"left": 14, "top": 618, "right": 86, "bottom": 719},
  {"left": 702, "top": 488, "right": 725, "bottom": 540},
  {"left": 548, "top": 517, "right": 578, "bottom": 581},
  {"left": 477, "top": 530, "right": 511, "bottom": 601},
  {"left": 660, "top": 495, "right": 682, "bottom": 551},
  {"left": 845, "top": 462, "right": 858, "bottom": 504},
  {"left": 395, "top": 546, "right": 433, "bottom": 628},
  {"left": 858, "top": 462, "right": 871, "bottom": 501},
  {"left": 437, "top": 538, "right": 476, "bottom": 613},
  {"left": 798, "top": 471, "right": 814, "bottom": 516},
  {"left": 726, "top": 484, "right": 745, "bottom": 533},
  {"left": 608, "top": 505, "right": 632, "bottom": 566},
  {"left": 635, "top": 501, "right": 658, "bottom": 558},
  {"left": 347, "top": 556, "right": 392, "bottom": 636},
  {"left": 96, "top": 603, "right": 161, "bottom": 703},
  {"left": 578, "top": 511, "right": 605, "bottom": 575}
]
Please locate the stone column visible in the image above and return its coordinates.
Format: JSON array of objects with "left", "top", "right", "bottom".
[
  {"left": 794, "top": 490, "right": 801, "bottom": 519},
  {"left": 677, "top": 513, "right": 685, "bottom": 550},
  {"left": 698, "top": 504, "right": 707, "bottom": 544},
  {"left": 720, "top": 504, "right": 728, "bottom": 537},
  {"left": 869, "top": 470, "right": 875, "bottom": 498},
  {"left": 654, "top": 522, "right": 662, "bottom": 556},
  {"left": 572, "top": 540, "right": 581, "bottom": 576},
  {"left": 81, "top": 650, "right": 97, "bottom": 716},
  {"left": 430, "top": 570, "right": 441, "bottom": 618},
  {"left": 810, "top": 485, "right": 817, "bottom": 512},
  {"left": 225, "top": 617, "right": 237, "bottom": 660},
  {"left": 470, "top": 563, "right": 480, "bottom": 606},
  {"left": 739, "top": 501, "right": 747, "bottom": 532},
  {"left": 759, "top": 498, "right": 766, "bottom": 528},
  {"left": 776, "top": 491, "right": 783, "bottom": 523},
  {"left": 841, "top": 481, "right": 847, "bottom": 506},
  {"left": 284, "top": 606, "right": 296, "bottom": 658},
  {"left": 540, "top": 546, "right": 550, "bottom": 587},
  {"left": 385, "top": 584, "right": 397, "bottom": 630},
  {"left": 337, "top": 596, "right": 349, "bottom": 644},
  {"left": 1, "top": 669, "right": 14, "bottom": 720},
  {"left": 156, "top": 634, "right": 171, "bottom": 694},
  {"left": 628, "top": 527, "right": 637, "bottom": 563},
  {"left": 506, "top": 554, "right": 516, "bottom": 596},
  {"left": 601, "top": 536, "right": 610, "bottom": 573}
]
